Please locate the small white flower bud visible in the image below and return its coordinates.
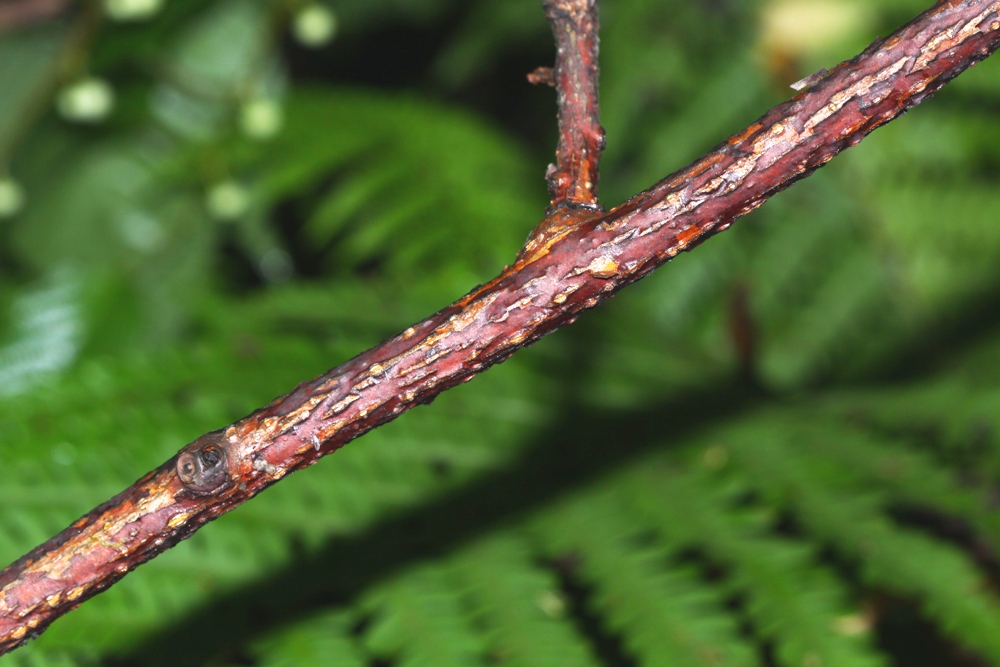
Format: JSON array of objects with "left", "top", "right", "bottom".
[
  {"left": 0, "top": 178, "right": 25, "bottom": 218},
  {"left": 206, "top": 180, "right": 251, "bottom": 220},
  {"left": 103, "top": 0, "right": 164, "bottom": 22},
  {"left": 57, "top": 78, "right": 115, "bottom": 124},
  {"left": 292, "top": 3, "right": 337, "bottom": 48},
  {"left": 240, "top": 98, "right": 284, "bottom": 140}
]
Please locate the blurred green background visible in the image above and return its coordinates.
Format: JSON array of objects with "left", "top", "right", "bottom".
[{"left": 3, "top": 0, "right": 1000, "bottom": 665}]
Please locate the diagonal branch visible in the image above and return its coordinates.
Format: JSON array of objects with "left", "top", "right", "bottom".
[{"left": 2, "top": 0, "right": 1000, "bottom": 654}]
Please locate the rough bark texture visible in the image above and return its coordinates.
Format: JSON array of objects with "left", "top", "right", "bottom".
[
  {"left": 540, "top": 0, "right": 605, "bottom": 212},
  {"left": 2, "top": 0, "right": 1000, "bottom": 654}
]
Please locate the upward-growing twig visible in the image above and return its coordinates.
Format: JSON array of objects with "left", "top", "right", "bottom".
[
  {"left": 2, "top": 0, "right": 999, "bottom": 654},
  {"left": 532, "top": 0, "right": 605, "bottom": 212}
]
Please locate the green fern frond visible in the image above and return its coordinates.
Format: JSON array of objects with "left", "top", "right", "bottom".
[
  {"left": 761, "top": 413, "right": 1000, "bottom": 548},
  {"left": 450, "top": 533, "right": 601, "bottom": 667},
  {"left": 249, "top": 611, "right": 367, "bottom": 667},
  {"left": 4, "top": 1, "right": 1000, "bottom": 666},
  {"left": 618, "top": 465, "right": 886, "bottom": 667},
  {"left": 533, "top": 491, "right": 759, "bottom": 667},
  {"left": 719, "top": 418, "right": 1000, "bottom": 662},
  {"left": 248, "top": 88, "right": 544, "bottom": 282},
  {"left": 363, "top": 565, "right": 490, "bottom": 667}
]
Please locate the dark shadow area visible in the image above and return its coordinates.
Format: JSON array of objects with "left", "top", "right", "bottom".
[
  {"left": 282, "top": 7, "right": 554, "bottom": 153},
  {"left": 875, "top": 596, "right": 990, "bottom": 667},
  {"left": 548, "top": 553, "right": 638, "bottom": 667},
  {"left": 888, "top": 502, "right": 1000, "bottom": 591},
  {"left": 284, "top": 11, "right": 464, "bottom": 90},
  {"left": 854, "top": 288, "right": 1000, "bottom": 387},
  {"left": 105, "top": 381, "right": 761, "bottom": 667},
  {"left": 103, "top": 313, "right": 1000, "bottom": 667}
]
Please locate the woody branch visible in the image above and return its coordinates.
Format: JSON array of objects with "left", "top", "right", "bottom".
[
  {"left": 1, "top": 0, "right": 999, "bottom": 655},
  {"left": 530, "top": 0, "right": 605, "bottom": 212}
]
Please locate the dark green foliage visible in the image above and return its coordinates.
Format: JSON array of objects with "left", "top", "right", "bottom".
[{"left": 3, "top": 0, "right": 1000, "bottom": 665}]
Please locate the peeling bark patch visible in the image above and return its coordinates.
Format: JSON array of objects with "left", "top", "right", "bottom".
[
  {"left": 914, "top": 3, "right": 1000, "bottom": 70},
  {"left": 506, "top": 296, "right": 535, "bottom": 313},
  {"left": 790, "top": 68, "right": 829, "bottom": 91},
  {"left": 675, "top": 225, "right": 701, "bottom": 249},
  {"left": 552, "top": 284, "right": 582, "bottom": 305},
  {"left": 324, "top": 393, "right": 361, "bottom": 418},
  {"left": 587, "top": 256, "right": 619, "bottom": 278},
  {"left": 252, "top": 458, "right": 283, "bottom": 478},
  {"left": 804, "top": 56, "right": 910, "bottom": 131}
]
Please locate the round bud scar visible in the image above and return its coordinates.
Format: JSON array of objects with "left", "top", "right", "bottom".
[{"left": 176, "top": 438, "right": 230, "bottom": 494}]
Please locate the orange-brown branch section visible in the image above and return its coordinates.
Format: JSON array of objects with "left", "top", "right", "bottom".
[{"left": 2, "top": 0, "right": 1000, "bottom": 654}]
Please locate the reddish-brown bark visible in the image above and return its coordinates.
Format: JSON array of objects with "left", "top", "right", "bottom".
[
  {"left": 2, "top": 0, "right": 1000, "bottom": 654},
  {"left": 538, "top": 0, "right": 605, "bottom": 212}
]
